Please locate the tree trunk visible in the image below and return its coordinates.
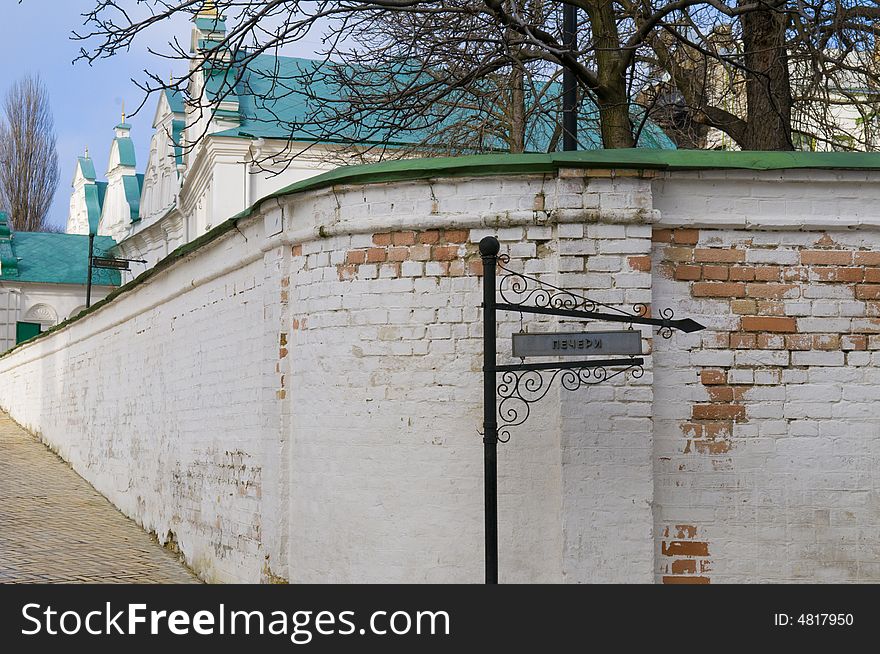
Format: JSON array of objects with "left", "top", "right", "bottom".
[
  {"left": 586, "top": 0, "right": 635, "bottom": 148},
  {"left": 740, "top": 2, "right": 793, "bottom": 150},
  {"left": 508, "top": 62, "right": 526, "bottom": 153},
  {"left": 597, "top": 92, "right": 636, "bottom": 148}
]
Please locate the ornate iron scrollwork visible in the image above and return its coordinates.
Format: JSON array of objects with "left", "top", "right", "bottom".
[
  {"left": 496, "top": 361, "right": 644, "bottom": 442},
  {"left": 489, "top": 256, "right": 696, "bottom": 443},
  {"left": 497, "top": 258, "right": 679, "bottom": 337}
]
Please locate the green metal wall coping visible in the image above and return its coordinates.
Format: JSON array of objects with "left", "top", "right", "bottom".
[
  {"left": 5, "top": 149, "right": 880, "bottom": 358},
  {"left": 229, "top": 149, "right": 880, "bottom": 223}
]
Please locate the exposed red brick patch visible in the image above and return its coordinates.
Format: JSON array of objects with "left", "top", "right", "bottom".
[
  {"left": 729, "top": 266, "right": 756, "bottom": 281},
  {"left": 855, "top": 285, "right": 880, "bottom": 300},
  {"left": 661, "top": 524, "right": 711, "bottom": 584},
  {"left": 345, "top": 249, "right": 366, "bottom": 264},
  {"left": 703, "top": 265, "right": 729, "bottom": 280},
  {"left": 387, "top": 247, "right": 409, "bottom": 262},
  {"left": 854, "top": 252, "right": 880, "bottom": 266},
  {"left": 337, "top": 263, "right": 358, "bottom": 281},
  {"left": 417, "top": 230, "right": 441, "bottom": 244},
  {"left": 730, "top": 299, "right": 756, "bottom": 315},
  {"left": 443, "top": 229, "right": 469, "bottom": 243},
  {"left": 756, "top": 301, "right": 784, "bottom": 316},
  {"left": 662, "top": 540, "right": 709, "bottom": 557},
  {"left": 813, "top": 267, "right": 863, "bottom": 283},
  {"left": 700, "top": 369, "right": 727, "bottom": 385},
  {"left": 665, "top": 247, "right": 695, "bottom": 262},
  {"left": 813, "top": 334, "right": 840, "bottom": 350},
  {"left": 692, "top": 404, "right": 746, "bottom": 421},
  {"left": 433, "top": 245, "right": 460, "bottom": 261},
  {"left": 741, "top": 316, "right": 797, "bottom": 333},
  {"left": 694, "top": 248, "right": 745, "bottom": 263},
  {"left": 391, "top": 231, "right": 416, "bottom": 246},
  {"left": 801, "top": 250, "right": 853, "bottom": 265},
  {"left": 671, "top": 559, "right": 697, "bottom": 574},
  {"left": 704, "top": 422, "right": 733, "bottom": 439},
  {"left": 692, "top": 282, "right": 746, "bottom": 298},
  {"left": 628, "top": 255, "right": 652, "bottom": 272},
  {"left": 674, "top": 265, "right": 701, "bottom": 281},
  {"left": 673, "top": 525, "right": 697, "bottom": 539},
  {"left": 692, "top": 440, "right": 732, "bottom": 454},
  {"left": 757, "top": 333, "right": 785, "bottom": 349},
  {"left": 673, "top": 228, "right": 700, "bottom": 245},
  {"left": 785, "top": 334, "right": 812, "bottom": 350},
  {"left": 706, "top": 386, "right": 742, "bottom": 402},
  {"left": 745, "top": 283, "right": 797, "bottom": 299},
  {"left": 291, "top": 244, "right": 303, "bottom": 257},
  {"left": 372, "top": 232, "right": 392, "bottom": 246},
  {"left": 652, "top": 228, "right": 674, "bottom": 243},
  {"left": 466, "top": 259, "right": 483, "bottom": 276},
  {"left": 366, "top": 247, "right": 386, "bottom": 263},
  {"left": 450, "top": 260, "right": 468, "bottom": 276},
  {"left": 730, "top": 333, "right": 756, "bottom": 349},
  {"left": 754, "top": 266, "right": 781, "bottom": 281},
  {"left": 842, "top": 334, "right": 868, "bottom": 351}
]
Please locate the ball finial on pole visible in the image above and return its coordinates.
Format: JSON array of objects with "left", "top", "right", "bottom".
[{"left": 479, "top": 236, "right": 500, "bottom": 258}]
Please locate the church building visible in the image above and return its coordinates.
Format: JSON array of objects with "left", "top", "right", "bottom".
[{"left": 64, "top": 4, "right": 675, "bottom": 281}]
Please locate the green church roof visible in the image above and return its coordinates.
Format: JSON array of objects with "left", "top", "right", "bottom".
[
  {"left": 211, "top": 54, "right": 676, "bottom": 151},
  {"left": 0, "top": 231, "right": 120, "bottom": 286}
]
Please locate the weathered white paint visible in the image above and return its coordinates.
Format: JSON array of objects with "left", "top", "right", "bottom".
[{"left": 2, "top": 167, "right": 880, "bottom": 583}]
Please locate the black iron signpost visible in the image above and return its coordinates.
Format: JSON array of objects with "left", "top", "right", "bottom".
[
  {"left": 479, "top": 236, "right": 705, "bottom": 584},
  {"left": 85, "top": 245, "right": 147, "bottom": 308}
]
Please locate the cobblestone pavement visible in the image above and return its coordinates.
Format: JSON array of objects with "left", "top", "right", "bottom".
[{"left": 0, "top": 411, "right": 200, "bottom": 583}]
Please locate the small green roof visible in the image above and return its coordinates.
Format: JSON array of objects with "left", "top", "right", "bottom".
[
  {"left": 77, "top": 156, "right": 97, "bottom": 181},
  {"left": 0, "top": 232, "right": 120, "bottom": 286},
  {"left": 195, "top": 16, "right": 226, "bottom": 32},
  {"left": 165, "top": 89, "right": 185, "bottom": 114},
  {"left": 122, "top": 175, "right": 144, "bottom": 223},
  {"left": 114, "top": 136, "right": 137, "bottom": 168}
]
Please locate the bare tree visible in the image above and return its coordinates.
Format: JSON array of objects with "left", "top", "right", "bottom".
[
  {"left": 641, "top": 1, "right": 880, "bottom": 152},
  {"left": 0, "top": 75, "right": 60, "bottom": 231},
  {"left": 71, "top": 1, "right": 692, "bottom": 156},
  {"left": 73, "top": 1, "right": 880, "bottom": 156}
]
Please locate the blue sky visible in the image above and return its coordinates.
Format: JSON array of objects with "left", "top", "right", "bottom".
[
  {"left": 0, "top": 1, "right": 323, "bottom": 230},
  {"left": 0, "top": 1, "right": 190, "bottom": 228}
]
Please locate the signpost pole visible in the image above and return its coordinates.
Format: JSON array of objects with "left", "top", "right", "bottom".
[
  {"left": 480, "top": 236, "right": 500, "bottom": 585},
  {"left": 86, "top": 233, "right": 94, "bottom": 309}
]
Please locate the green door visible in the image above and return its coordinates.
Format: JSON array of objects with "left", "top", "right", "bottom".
[{"left": 15, "top": 321, "right": 41, "bottom": 344}]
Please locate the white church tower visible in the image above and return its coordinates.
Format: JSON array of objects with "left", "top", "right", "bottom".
[{"left": 98, "top": 115, "right": 143, "bottom": 242}]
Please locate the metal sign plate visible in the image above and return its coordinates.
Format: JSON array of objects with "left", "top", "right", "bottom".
[
  {"left": 512, "top": 330, "right": 643, "bottom": 358},
  {"left": 91, "top": 256, "right": 130, "bottom": 271}
]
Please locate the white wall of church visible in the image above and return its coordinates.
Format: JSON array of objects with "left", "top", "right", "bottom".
[
  {"left": 0, "top": 281, "right": 114, "bottom": 352},
  {"left": 67, "top": 167, "right": 92, "bottom": 236}
]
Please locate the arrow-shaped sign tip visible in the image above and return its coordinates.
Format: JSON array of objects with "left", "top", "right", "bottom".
[{"left": 676, "top": 318, "right": 706, "bottom": 333}]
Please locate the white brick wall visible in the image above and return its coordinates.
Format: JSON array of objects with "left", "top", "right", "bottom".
[{"left": 2, "top": 165, "right": 880, "bottom": 583}]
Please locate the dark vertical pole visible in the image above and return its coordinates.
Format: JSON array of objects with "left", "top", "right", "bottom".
[
  {"left": 562, "top": 3, "right": 578, "bottom": 151},
  {"left": 86, "top": 233, "right": 94, "bottom": 309},
  {"left": 479, "top": 236, "right": 500, "bottom": 584}
]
